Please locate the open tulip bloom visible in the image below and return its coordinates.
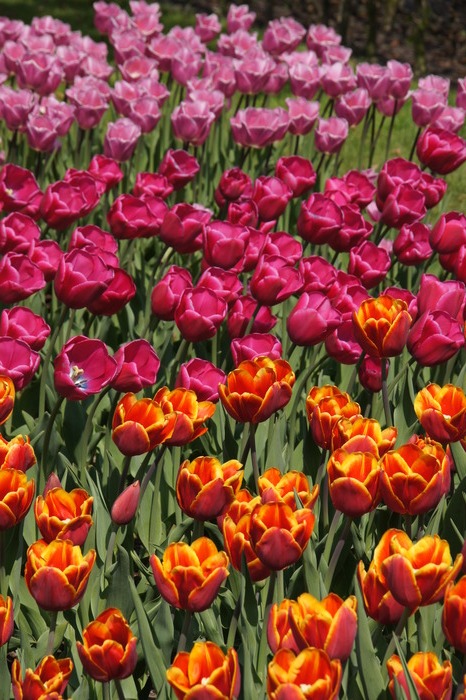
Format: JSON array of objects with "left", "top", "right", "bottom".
[{"left": 1, "top": 1, "right": 466, "bottom": 698}]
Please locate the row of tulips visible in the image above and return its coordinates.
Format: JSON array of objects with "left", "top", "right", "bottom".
[{"left": 0, "top": 0, "right": 466, "bottom": 698}]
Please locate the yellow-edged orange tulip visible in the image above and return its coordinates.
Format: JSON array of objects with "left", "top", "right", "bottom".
[
  {"left": 331, "top": 415, "right": 397, "bottom": 455},
  {"left": 414, "top": 383, "right": 466, "bottom": 443},
  {"left": 176, "top": 456, "right": 243, "bottom": 520},
  {"left": 387, "top": 652, "right": 452, "bottom": 700},
  {"left": 167, "top": 641, "right": 240, "bottom": 699},
  {"left": 306, "top": 386, "right": 360, "bottom": 450},
  {"left": 154, "top": 386, "right": 216, "bottom": 446},
  {"left": 267, "top": 647, "right": 342, "bottom": 700},
  {"left": 150, "top": 537, "right": 229, "bottom": 612},
  {"left": 258, "top": 467, "right": 319, "bottom": 510},
  {"left": 112, "top": 392, "right": 176, "bottom": 456},
  {"left": 25, "top": 538, "right": 96, "bottom": 611},
  {"left": 0, "top": 594, "right": 13, "bottom": 646},
  {"left": 222, "top": 492, "right": 272, "bottom": 582},
  {"left": 442, "top": 576, "right": 466, "bottom": 654},
  {"left": 0, "top": 434, "right": 36, "bottom": 472},
  {"left": 11, "top": 655, "right": 73, "bottom": 699},
  {"left": 326, "top": 437, "right": 382, "bottom": 517},
  {"left": 0, "top": 375, "right": 14, "bottom": 426},
  {"left": 218, "top": 357, "right": 295, "bottom": 424},
  {"left": 34, "top": 486, "right": 93, "bottom": 545},
  {"left": 352, "top": 295, "right": 412, "bottom": 358},
  {"left": 0, "top": 468, "right": 34, "bottom": 530}
]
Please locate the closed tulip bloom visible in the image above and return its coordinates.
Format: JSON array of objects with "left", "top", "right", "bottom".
[
  {"left": 416, "top": 126, "right": 466, "bottom": 175},
  {"left": 357, "top": 532, "right": 406, "bottom": 626},
  {"left": 0, "top": 376, "right": 14, "bottom": 426},
  {"left": 250, "top": 255, "right": 302, "bottom": 307},
  {"left": 167, "top": 641, "right": 240, "bottom": 700},
  {"left": 314, "top": 116, "right": 349, "bottom": 154},
  {"left": 408, "top": 311, "right": 464, "bottom": 367},
  {"left": 219, "top": 357, "right": 295, "bottom": 424},
  {"left": 353, "top": 295, "right": 412, "bottom": 358},
  {"left": 327, "top": 439, "right": 382, "bottom": 517},
  {"left": 387, "top": 652, "right": 452, "bottom": 700},
  {"left": 150, "top": 537, "right": 229, "bottom": 612},
  {"left": 0, "top": 435, "right": 36, "bottom": 472},
  {"left": 154, "top": 387, "right": 216, "bottom": 447},
  {"left": 258, "top": 468, "right": 319, "bottom": 510},
  {"left": 175, "top": 358, "right": 226, "bottom": 403},
  {"left": 11, "top": 656, "right": 73, "bottom": 700},
  {"left": 0, "top": 469, "right": 35, "bottom": 530},
  {"left": 222, "top": 493, "right": 272, "bottom": 582},
  {"left": 112, "top": 339, "right": 160, "bottom": 393},
  {"left": 267, "top": 599, "right": 302, "bottom": 654},
  {"left": 306, "top": 387, "right": 361, "bottom": 451},
  {"left": 331, "top": 416, "right": 397, "bottom": 455},
  {"left": 267, "top": 647, "right": 342, "bottom": 700},
  {"left": 176, "top": 456, "right": 243, "bottom": 520},
  {"left": 250, "top": 501, "right": 315, "bottom": 571},
  {"left": 0, "top": 595, "right": 13, "bottom": 646},
  {"left": 112, "top": 392, "right": 176, "bottom": 456},
  {"left": 175, "top": 287, "right": 228, "bottom": 343},
  {"left": 111, "top": 481, "right": 140, "bottom": 525},
  {"left": 442, "top": 576, "right": 466, "bottom": 653},
  {"left": 414, "top": 383, "right": 466, "bottom": 443},
  {"left": 25, "top": 538, "right": 96, "bottom": 611},
  {"left": 380, "top": 442, "right": 450, "bottom": 515},
  {"left": 77, "top": 607, "right": 137, "bottom": 682},
  {"left": 381, "top": 529, "right": 463, "bottom": 610},
  {"left": 290, "top": 592, "right": 357, "bottom": 661},
  {"left": 287, "top": 291, "right": 341, "bottom": 346},
  {"left": 34, "top": 487, "right": 93, "bottom": 546}
]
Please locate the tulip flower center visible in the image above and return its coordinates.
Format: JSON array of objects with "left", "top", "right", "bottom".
[
  {"left": 70, "top": 365, "right": 87, "bottom": 388},
  {"left": 300, "top": 684, "right": 313, "bottom": 692},
  {"left": 201, "top": 677, "right": 210, "bottom": 686},
  {"left": 5, "top": 188, "right": 13, "bottom": 197}
]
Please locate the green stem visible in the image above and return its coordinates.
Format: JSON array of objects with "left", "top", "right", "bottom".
[
  {"left": 0, "top": 531, "right": 5, "bottom": 598},
  {"left": 226, "top": 594, "right": 242, "bottom": 649},
  {"left": 249, "top": 423, "right": 260, "bottom": 493},
  {"left": 139, "top": 446, "right": 167, "bottom": 506},
  {"left": 103, "top": 681, "right": 111, "bottom": 700},
  {"left": 0, "top": 644, "right": 7, "bottom": 700},
  {"left": 39, "top": 305, "right": 69, "bottom": 416},
  {"left": 78, "top": 386, "right": 111, "bottom": 473},
  {"left": 46, "top": 610, "right": 58, "bottom": 655},
  {"left": 40, "top": 395, "right": 66, "bottom": 483},
  {"left": 114, "top": 679, "right": 126, "bottom": 700},
  {"left": 324, "top": 515, "right": 353, "bottom": 589},
  {"left": 381, "top": 359, "right": 392, "bottom": 427},
  {"left": 257, "top": 572, "right": 276, "bottom": 680},
  {"left": 105, "top": 526, "right": 118, "bottom": 573},
  {"left": 382, "top": 607, "right": 412, "bottom": 667},
  {"left": 177, "top": 610, "right": 192, "bottom": 653},
  {"left": 118, "top": 455, "right": 132, "bottom": 494}
]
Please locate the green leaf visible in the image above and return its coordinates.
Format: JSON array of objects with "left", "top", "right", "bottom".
[
  {"left": 354, "top": 574, "right": 386, "bottom": 700},
  {"left": 393, "top": 634, "right": 421, "bottom": 700},
  {"left": 129, "top": 576, "right": 167, "bottom": 693}
]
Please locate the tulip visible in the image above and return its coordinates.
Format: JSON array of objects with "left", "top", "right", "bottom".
[
  {"left": 381, "top": 529, "right": 463, "bottom": 610},
  {"left": 306, "top": 386, "right": 361, "bottom": 451},
  {"left": 150, "top": 537, "right": 229, "bottom": 612},
  {"left": 227, "top": 295, "right": 277, "bottom": 338},
  {"left": 0, "top": 307, "right": 50, "bottom": 352},
  {"left": 158, "top": 148, "right": 200, "bottom": 191},
  {"left": 107, "top": 193, "right": 167, "bottom": 239},
  {"left": 11, "top": 656, "right": 73, "bottom": 700},
  {"left": 258, "top": 468, "right": 319, "bottom": 510},
  {"left": 267, "top": 647, "right": 342, "bottom": 700},
  {"left": 387, "top": 652, "right": 452, "bottom": 700},
  {"left": 154, "top": 387, "right": 216, "bottom": 447},
  {"left": 297, "top": 193, "right": 342, "bottom": 245},
  {"left": 430, "top": 211, "right": 466, "bottom": 254},
  {"left": 219, "top": 357, "right": 295, "bottom": 424},
  {"left": 357, "top": 533, "right": 406, "bottom": 626},
  {"left": 314, "top": 116, "right": 349, "bottom": 154},
  {"left": 54, "top": 336, "right": 117, "bottom": 401},
  {"left": 262, "top": 16, "right": 305, "bottom": 55},
  {"left": 286, "top": 96, "right": 320, "bottom": 135},
  {"left": 0, "top": 252, "right": 46, "bottom": 304},
  {"left": 289, "top": 592, "right": 358, "bottom": 660},
  {"left": 40, "top": 173, "right": 100, "bottom": 230},
  {"left": 25, "top": 538, "right": 96, "bottom": 611},
  {"left": 0, "top": 595, "right": 13, "bottom": 646},
  {"left": 230, "top": 107, "right": 289, "bottom": 148},
  {"left": 222, "top": 493, "right": 272, "bottom": 582},
  {"left": 34, "top": 487, "right": 93, "bottom": 546},
  {"left": 331, "top": 416, "right": 397, "bottom": 455},
  {"left": 54, "top": 248, "right": 115, "bottom": 310},
  {"left": 380, "top": 442, "right": 450, "bottom": 515},
  {"left": 167, "top": 641, "right": 240, "bottom": 699},
  {"left": 275, "top": 156, "right": 316, "bottom": 198},
  {"left": 250, "top": 255, "right": 302, "bottom": 306},
  {"left": 0, "top": 435, "right": 36, "bottom": 472},
  {"left": 176, "top": 456, "right": 243, "bottom": 520},
  {"left": 175, "top": 358, "right": 226, "bottom": 403},
  {"left": 287, "top": 291, "right": 341, "bottom": 346},
  {"left": 227, "top": 4, "right": 256, "bottom": 33},
  {"left": 202, "top": 220, "right": 250, "bottom": 270},
  {"left": 417, "top": 273, "right": 465, "bottom": 324},
  {"left": 0, "top": 212, "right": 41, "bottom": 255},
  {"left": 353, "top": 295, "right": 412, "bottom": 358},
  {"left": 111, "top": 481, "right": 140, "bottom": 525},
  {"left": 0, "top": 376, "right": 14, "bottom": 426},
  {"left": 414, "top": 383, "right": 466, "bottom": 443},
  {"left": 250, "top": 501, "right": 315, "bottom": 571},
  {"left": 267, "top": 599, "right": 302, "bottom": 653},
  {"left": 77, "top": 607, "right": 138, "bottom": 682},
  {"left": 174, "top": 287, "right": 228, "bottom": 343},
  {"left": 393, "top": 222, "right": 433, "bottom": 266},
  {"left": 416, "top": 126, "right": 466, "bottom": 174},
  {"left": 0, "top": 164, "right": 42, "bottom": 219},
  {"left": 104, "top": 117, "right": 141, "bottom": 162},
  {"left": 0, "top": 469, "right": 35, "bottom": 530},
  {"left": 327, "top": 441, "right": 382, "bottom": 517},
  {"left": 231, "top": 333, "right": 282, "bottom": 366},
  {"left": 112, "top": 339, "right": 160, "bottom": 393},
  {"left": 112, "top": 392, "right": 177, "bottom": 456},
  {"left": 442, "top": 576, "right": 466, "bottom": 653}
]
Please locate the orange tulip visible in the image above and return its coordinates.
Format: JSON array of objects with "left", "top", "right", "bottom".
[
  {"left": 353, "top": 295, "right": 412, "bottom": 358},
  {"left": 289, "top": 593, "right": 358, "bottom": 661},
  {"left": 0, "top": 594, "right": 13, "bottom": 646},
  {"left": 34, "top": 486, "right": 93, "bottom": 546},
  {"left": 167, "top": 641, "right": 240, "bottom": 700},
  {"left": 381, "top": 529, "right": 463, "bottom": 610},
  {"left": 112, "top": 392, "right": 176, "bottom": 456},
  {"left": 326, "top": 437, "right": 382, "bottom": 517},
  {"left": 218, "top": 356, "right": 295, "bottom": 424},
  {"left": 387, "top": 652, "right": 452, "bottom": 700},
  {"left": 77, "top": 607, "right": 138, "bottom": 682},
  {"left": 150, "top": 537, "right": 229, "bottom": 612},
  {"left": 380, "top": 442, "right": 450, "bottom": 516},
  {"left": 0, "top": 468, "right": 35, "bottom": 530},
  {"left": 267, "top": 599, "right": 301, "bottom": 654},
  {"left": 258, "top": 468, "right": 319, "bottom": 510},
  {"left": 331, "top": 415, "right": 397, "bottom": 455},
  {"left": 414, "top": 383, "right": 466, "bottom": 443},
  {"left": 442, "top": 576, "right": 466, "bottom": 653},
  {"left": 176, "top": 456, "right": 243, "bottom": 520},
  {"left": 25, "top": 538, "right": 96, "bottom": 611},
  {"left": 0, "top": 434, "right": 36, "bottom": 472},
  {"left": 154, "top": 386, "right": 216, "bottom": 446},
  {"left": 222, "top": 493, "right": 272, "bottom": 582},
  {"left": 11, "top": 655, "right": 73, "bottom": 700},
  {"left": 0, "top": 375, "right": 14, "bottom": 425},
  {"left": 267, "top": 647, "right": 342, "bottom": 700},
  {"left": 306, "top": 386, "right": 361, "bottom": 450},
  {"left": 250, "top": 501, "right": 315, "bottom": 571}
]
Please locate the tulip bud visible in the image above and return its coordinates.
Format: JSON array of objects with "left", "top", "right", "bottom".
[
  {"left": 111, "top": 481, "right": 140, "bottom": 525},
  {"left": 43, "top": 472, "right": 62, "bottom": 497}
]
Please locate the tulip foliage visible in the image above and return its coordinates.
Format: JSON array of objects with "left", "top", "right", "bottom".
[{"left": 0, "top": 1, "right": 466, "bottom": 699}]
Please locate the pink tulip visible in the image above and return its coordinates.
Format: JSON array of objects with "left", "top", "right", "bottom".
[
  {"left": 262, "top": 16, "right": 305, "bottom": 55},
  {"left": 227, "top": 295, "right": 277, "bottom": 338},
  {"left": 407, "top": 311, "right": 464, "bottom": 366},
  {"left": 87, "top": 268, "right": 137, "bottom": 317},
  {"left": 171, "top": 100, "right": 215, "bottom": 146},
  {"left": 159, "top": 203, "right": 210, "bottom": 255},
  {"left": 416, "top": 127, "right": 466, "bottom": 175},
  {"left": 197, "top": 267, "right": 242, "bottom": 304},
  {"left": 0, "top": 253, "right": 45, "bottom": 304},
  {"left": 230, "top": 107, "right": 289, "bottom": 148},
  {"left": 158, "top": 149, "right": 200, "bottom": 190},
  {"left": 54, "top": 336, "right": 117, "bottom": 401},
  {"left": 151, "top": 266, "right": 193, "bottom": 321},
  {"left": 0, "top": 307, "right": 50, "bottom": 351},
  {"left": 112, "top": 340, "right": 160, "bottom": 393},
  {"left": 250, "top": 255, "right": 302, "bottom": 306},
  {"left": 0, "top": 337, "right": 40, "bottom": 390},
  {"left": 174, "top": 287, "right": 228, "bottom": 342},
  {"left": 226, "top": 4, "right": 256, "bottom": 33},
  {"left": 348, "top": 241, "right": 391, "bottom": 289},
  {"left": 393, "top": 222, "right": 433, "bottom": 265},
  {"left": 175, "top": 358, "right": 226, "bottom": 402},
  {"left": 104, "top": 118, "right": 141, "bottom": 162},
  {"left": 285, "top": 96, "right": 319, "bottom": 135},
  {"left": 287, "top": 291, "right": 341, "bottom": 346},
  {"left": 314, "top": 116, "right": 349, "bottom": 154}
]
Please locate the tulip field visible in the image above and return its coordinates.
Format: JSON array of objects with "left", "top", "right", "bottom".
[{"left": 1, "top": 1, "right": 466, "bottom": 698}]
